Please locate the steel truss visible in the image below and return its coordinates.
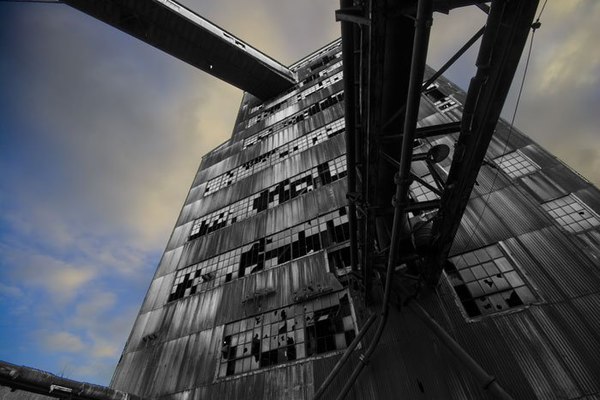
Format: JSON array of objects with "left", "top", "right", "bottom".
[{"left": 316, "top": 0, "right": 540, "bottom": 399}]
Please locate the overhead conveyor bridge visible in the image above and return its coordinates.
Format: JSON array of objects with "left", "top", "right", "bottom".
[{"left": 64, "top": 0, "right": 297, "bottom": 100}]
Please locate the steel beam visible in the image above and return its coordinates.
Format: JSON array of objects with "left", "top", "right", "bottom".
[
  {"left": 339, "top": 0, "right": 361, "bottom": 277},
  {"left": 426, "top": 0, "right": 539, "bottom": 283},
  {"left": 334, "top": 1, "right": 434, "bottom": 398}
]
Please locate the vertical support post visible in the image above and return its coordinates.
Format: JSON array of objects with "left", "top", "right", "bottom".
[
  {"left": 333, "top": 1, "right": 434, "bottom": 399},
  {"left": 340, "top": 0, "right": 360, "bottom": 278}
]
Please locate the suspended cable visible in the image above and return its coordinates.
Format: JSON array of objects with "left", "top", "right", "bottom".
[{"left": 463, "top": 1, "right": 547, "bottom": 249}]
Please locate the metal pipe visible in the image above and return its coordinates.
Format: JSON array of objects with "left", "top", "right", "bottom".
[
  {"left": 334, "top": 1, "right": 434, "bottom": 398},
  {"left": 421, "top": 25, "right": 485, "bottom": 90},
  {"left": 313, "top": 313, "right": 377, "bottom": 400},
  {"left": 0, "top": 360, "right": 142, "bottom": 400},
  {"left": 408, "top": 302, "right": 515, "bottom": 400},
  {"left": 339, "top": 0, "right": 360, "bottom": 275}
]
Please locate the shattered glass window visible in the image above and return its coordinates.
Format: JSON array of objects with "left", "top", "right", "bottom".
[
  {"left": 218, "top": 291, "right": 356, "bottom": 377},
  {"left": 445, "top": 244, "right": 536, "bottom": 318}
]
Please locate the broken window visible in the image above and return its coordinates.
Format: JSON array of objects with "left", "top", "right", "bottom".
[
  {"left": 327, "top": 245, "right": 352, "bottom": 281},
  {"left": 239, "top": 91, "right": 343, "bottom": 150},
  {"left": 493, "top": 150, "right": 540, "bottom": 179},
  {"left": 423, "top": 84, "right": 447, "bottom": 103},
  {"left": 246, "top": 71, "right": 344, "bottom": 129},
  {"left": 192, "top": 155, "right": 347, "bottom": 240},
  {"left": 171, "top": 209, "right": 350, "bottom": 301},
  {"left": 218, "top": 290, "right": 356, "bottom": 377},
  {"left": 308, "top": 53, "right": 337, "bottom": 71},
  {"left": 241, "top": 91, "right": 344, "bottom": 151},
  {"left": 445, "top": 244, "right": 536, "bottom": 318},
  {"left": 542, "top": 194, "right": 600, "bottom": 234},
  {"left": 205, "top": 118, "right": 343, "bottom": 197}
]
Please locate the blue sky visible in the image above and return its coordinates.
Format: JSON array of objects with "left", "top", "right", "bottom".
[{"left": 1, "top": 0, "right": 599, "bottom": 386}]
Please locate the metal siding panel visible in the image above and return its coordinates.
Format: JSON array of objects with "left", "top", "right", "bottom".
[
  {"left": 520, "top": 144, "right": 560, "bottom": 170},
  {"left": 543, "top": 164, "right": 590, "bottom": 193},
  {"left": 513, "top": 227, "right": 600, "bottom": 298},
  {"left": 575, "top": 187, "right": 600, "bottom": 214},
  {"left": 575, "top": 230, "right": 600, "bottom": 261},
  {"left": 531, "top": 305, "right": 600, "bottom": 395},
  {"left": 494, "top": 122, "right": 531, "bottom": 151},
  {"left": 485, "top": 134, "right": 515, "bottom": 159},
  {"left": 494, "top": 313, "right": 566, "bottom": 399},
  {"left": 166, "top": 221, "right": 193, "bottom": 251},
  {"left": 470, "top": 164, "right": 512, "bottom": 198},
  {"left": 451, "top": 186, "right": 552, "bottom": 255},
  {"left": 518, "top": 170, "right": 568, "bottom": 203},
  {"left": 156, "top": 246, "right": 184, "bottom": 278},
  {"left": 125, "top": 311, "right": 151, "bottom": 353}
]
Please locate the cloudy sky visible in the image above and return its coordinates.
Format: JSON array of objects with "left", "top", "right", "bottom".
[{"left": 0, "top": 0, "right": 598, "bottom": 386}]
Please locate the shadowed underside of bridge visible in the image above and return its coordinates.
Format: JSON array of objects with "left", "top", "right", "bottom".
[{"left": 63, "top": 0, "right": 296, "bottom": 100}]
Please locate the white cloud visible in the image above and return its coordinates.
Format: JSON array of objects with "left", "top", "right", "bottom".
[
  {"left": 0, "top": 282, "right": 23, "bottom": 298},
  {"left": 74, "top": 291, "right": 117, "bottom": 320},
  {"left": 41, "top": 331, "right": 86, "bottom": 353},
  {"left": 90, "top": 338, "right": 120, "bottom": 359},
  {"left": 534, "top": 1, "right": 600, "bottom": 93},
  {"left": 2, "top": 246, "right": 97, "bottom": 303}
]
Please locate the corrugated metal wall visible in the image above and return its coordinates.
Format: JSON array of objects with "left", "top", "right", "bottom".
[{"left": 110, "top": 41, "right": 600, "bottom": 400}]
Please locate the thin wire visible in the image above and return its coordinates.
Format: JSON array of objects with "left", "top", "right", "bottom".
[
  {"left": 463, "top": 2, "right": 546, "bottom": 249},
  {"left": 537, "top": 0, "right": 549, "bottom": 20}
]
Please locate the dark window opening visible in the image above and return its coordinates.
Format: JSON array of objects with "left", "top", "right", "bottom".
[
  {"left": 424, "top": 87, "right": 446, "bottom": 103},
  {"left": 219, "top": 291, "right": 355, "bottom": 377},
  {"left": 173, "top": 209, "right": 350, "bottom": 302},
  {"left": 327, "top": 246, "right": 351, "bottom": 279}
]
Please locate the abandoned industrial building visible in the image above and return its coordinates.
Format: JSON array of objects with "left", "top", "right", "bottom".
[{"left": 2, "top": 0, "right": 600, "bottom": 400}]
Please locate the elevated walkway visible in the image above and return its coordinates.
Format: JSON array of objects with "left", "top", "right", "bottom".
[{"left": 65, "top": 0, "right": 296, "bottom": 100}]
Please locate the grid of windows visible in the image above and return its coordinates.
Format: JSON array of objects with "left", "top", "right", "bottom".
[
  {"left": 409, "top": 174, "right": 440, "bottom": 202},
  {"left": 170, "top": 208, "right": 350, "bottom": 300},
  {"left": 542, "top": 195, "right": 600, "bottom": 233},
  {"left": 296, "top": 71, "right": 343, "bottom": 101},
  {"left": 258, "top": 52, "right": 342, "bottom": 111},
  {"left": 291, "top": 41, "right": 341, "bottom": 71},
  {"left": 205, "top": 118, "right": 344, "bottom": 196},
  {"left": 218, "top": 290, "right": 356, "bottom": 377},
  {"left": 246, "top": 70, "right": 343, "bottom": 128},
  {"left": 242, "top": 91, "right": 344, "bottom": 150},
  {"left": 445, "top": 244, "right": 536, "bottom": 318},
  {"left": 292, "top": 58, "right": 342, "bottom": 92},
  {"left": 193, "top": 156, "right": 347, "bottom": 238},
  {"left": 493, "top": 151, "right": 540, "bottom": 179}
]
